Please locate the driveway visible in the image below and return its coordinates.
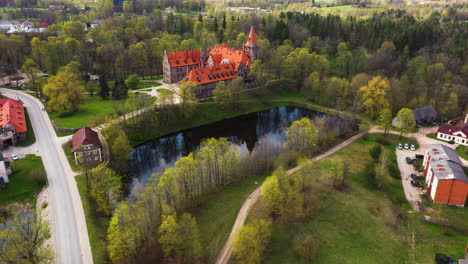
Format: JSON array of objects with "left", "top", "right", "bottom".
[
  {"left": 395, "top": 149, "right": 424, "bottom": 212},
  {"left": 0, "top": 89, "right": 93, "bottom": 264},
  {"left": 1, "top": 143, "right": 39, "bottom": 161}
]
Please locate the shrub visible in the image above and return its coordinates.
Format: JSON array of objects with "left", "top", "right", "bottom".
[
  {"left": 293, "top": 234, "right": 317, "bottom": 260},
  {"left": 448, "top": 140, "right": 455, "bottom": 144},
  {"left": 389, "top": 163, "right": 400, "bottom": 179},
  {"left": 29, "top": 169, "right": 47, "bottom": 185},
  {"left": 369, "top": 144, "right": 382, "bottom": 160},
  {"left": 376, "top": 136, "right": 390, "bottom": 145},
  {"left": 57, "top": 110, "right": 73, "bottom": 118},
  {"left": 41, "top": 202, "right": 48, "bottom": 209},
  {"left": 362, "top": 161, "right": 376, "bottom": 187},
  {"left": 125, "top": 74, "right": 140, "bottom": 89}
]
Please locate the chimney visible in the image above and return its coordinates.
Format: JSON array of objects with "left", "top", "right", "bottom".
[{"left": 465, "top": 113, "right": 468, "bottom": 123}]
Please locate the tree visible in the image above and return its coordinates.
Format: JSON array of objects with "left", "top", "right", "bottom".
[
  {"left": 125, "top": 74, "right": 140, "bottom": 89},
  {"left": 88, "top": 164, "right": 122, "bottom": 215},
  {"left": 358, "top": 76, "right": 390, "bottom": 119},
  {"left": 21, "top": 58, "right": 41, "bottom": 97},
  {"left": 378, "top": 108, "right": 393, "bottom": 134},
  {"left": 395, "top": 108, "right": 415, "bottom": 137},
  {"left": 43, "top": 61, "right": 85, "bottom": 112},
  {"left": 232, "top": 219, "right": 271, "bottom": 264},
  {"left": 158, "top": 203, "right": 180, "bottom": 259},
  {"left": 111, "top": 130, "right": 131, "bottom": 173},
  {"left": 0, "top": 212, "right": 54, "bottom": 264},
  {"left": 284, "top": 117, "right": 318, "bottom": 155},
  {"left": 112, "top": 80, "right": 128, "bottom": 100},
  {"left": 213, "top": 81, "right": 232, "bottom": 110},
  {"left": 178, "top": 81, "right": 197, "bottom": 117},
  {"left": 99, "top": 76, "right": 110, "bottom": 99}
]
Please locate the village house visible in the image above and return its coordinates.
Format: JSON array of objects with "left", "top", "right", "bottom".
[
  {"left": 423, "top": 144, "right": 468, "bottom": 207},
  {"left": 71, "top": 127, "right": 103, "bottom": 166},
  {"left": 163, "top": 25, "right": 259, "bottom": 98},
  {"left": 0, "top": 20, "right": 20, "bottom": 32},
  {"left": 0, "top": 99, "right": 27, "bottom": 150},
  {"left": 437, "top": 114, "right": 468, "bottom": 146}
]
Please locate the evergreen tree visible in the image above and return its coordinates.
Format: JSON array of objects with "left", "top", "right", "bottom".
[{"left": 99, "top": 76, "right": 110, "bottom": 99}]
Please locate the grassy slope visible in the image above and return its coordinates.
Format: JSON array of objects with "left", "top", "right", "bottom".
[
  {"left": 191, "top": 174, "right": 268, "bottom": 263},
  {"left": 75, "top": 174, "right": 110, "bottom": 264},
  {"left": 0, "top": 155, "right": 46, "bottom": 205},
  {"left": 455, "top": 145, "right": 468, "bottom": 160},
  {"left": 50, "top": 94, "right": 156, "bottom": 129},
  {"left": 17, "top": 107, "right": 36, "bottom": 147},
  {"left": 263, "top": 134, "right": 468, "bottom": 264},
  {"left": 62, "top": 141, "right": 83, "bottom": 172}
]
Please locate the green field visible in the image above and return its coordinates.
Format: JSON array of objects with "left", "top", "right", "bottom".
[
  {"left": 62, "top": 141, "right": 83, "bottom": 172},
  {"left": 191, "top": 174, "right": 268, "bottom": 263},
  {"left": 50, "top": 94, "right": 156, "bottom": 129},
  {"left": 262, "top": 134, "right": 467, "bottom": 263},
  {"left": 17, "top": 108, "right": 36, "bottom": 147},
  {"left": 0, "top": 155, "right": 46, "bottom": 205},
  {"left": 75, "top": 174, "right": 110, "bottom": 264},
  {"left": 456, "top": 145, "right": 468, "bottom": 161}
]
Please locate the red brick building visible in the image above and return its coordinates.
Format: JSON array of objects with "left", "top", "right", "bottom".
[
  {"left": 423, "top": 144, "right": 468, "bottom": 207},
  {"left": 0, "top": 99, "right": 27, "bottom": 149}
]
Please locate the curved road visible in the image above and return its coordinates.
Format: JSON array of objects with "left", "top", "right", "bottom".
[
  {"left": 0, "top": 89, "right": 93, "bottom": 264},
  {"left": 215, "top": 132, "right": 364, "bottom": 264}
]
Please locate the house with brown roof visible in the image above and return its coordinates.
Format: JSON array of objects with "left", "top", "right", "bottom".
[
  {"left": 71, "top": 127, "right": 103, "bottom": 166},
  {"left": 437, "top": 114, "right": 468, "bottom": 146},
  {"left": 0, "top": 99, "right": 27, "bottom": 150},
  {"left": 423, "top": 144, "right": 468, "bottom": 207},
  {"left": 163, "top": 50, "right": 204, "bottom": 83}
]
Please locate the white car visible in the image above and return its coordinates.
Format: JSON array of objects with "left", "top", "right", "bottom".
[
  {"left": 398, "top": 143, "right": 403, "bottom": 150},
  {"left": 11, "top": 154, "right": 19, "bottom": 161},
  {"left": 404, "top": 143, "right": 409, "bottom": 150},
  {"left": 410, "top": 144, "right": 416, "bottom": 151}
]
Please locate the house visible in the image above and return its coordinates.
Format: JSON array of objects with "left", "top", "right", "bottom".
[
  {"left": 423, "top": 144, "right": 468, "bottom": 207},
  {"left": 71, "top": 127, "right": 103, "bottom": 166},
  {"left": 413, "top": 105, "right": 437, "bottom": 125},
  {"left": 22, "top": 20, "right": 35, "bottom": 29},
  {"left": 0, "top": 20, "right": 20, "bottom": 32},
  {"left": 0, "top": 99, "right": 27, "bottom": 150},
  {"left": 90, "top": 19, "right": 103, "bottom": 28},
  {"left": 437, "top": 114, "right": 468, "bottom": 146},
  {"left": 164, "top": 25, "right": 259, "bottom": 98}
]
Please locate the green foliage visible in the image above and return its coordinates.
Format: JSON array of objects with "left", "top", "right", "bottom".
[
  {"left": 232, "top": 219, "right": 272, "bottom": 264},
  {"left": 395, "top": 108, "right": 415, "bottom": 135},
  {"left": 125, "top": 74, "right": 140, "bottom": 89},
  {"left": 358, "top": 76, "right": 390, "bottom": 119},
  {"left": 284, "top": 117, "right": 318, "bottom": 155},
  {"left": 88, "top": 164, "right": 122, "bottom": 215},
  {"left": 369, "top": 144, "right": 382, "bottom": 160}
]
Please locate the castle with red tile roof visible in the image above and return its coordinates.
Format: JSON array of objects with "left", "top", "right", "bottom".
[
  {"left": 0, "top": 99, "right": 27, "bottom": 149},
  {"left": 163, "top": 25, "right": 259, "bottom": 98}
]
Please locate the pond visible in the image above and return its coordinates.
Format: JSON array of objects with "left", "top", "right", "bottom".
[{"left": 129, "top": 106, "right": 359, "bottom": 194}]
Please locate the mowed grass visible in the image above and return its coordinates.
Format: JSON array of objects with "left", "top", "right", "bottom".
[
  {"left": 50, "top": 94, "right": 156, "bottom": 129},
  {"left": 17, "top": 108, "right": 36, "bottom": 147},
  {"left": 0, "top": 155, "right": 46, "bottom": 205},
  {"left": 456, "top": 145, "right": 468, "bottom": 160},
  {"left": 75, "top": 174, "right": 110, "bottom": 264},
  {"left": 191, "top": 174, "right": 268, "bottom": 263},
  {"left": 262, "top": 134, "right": 468, "bottom": 264}
]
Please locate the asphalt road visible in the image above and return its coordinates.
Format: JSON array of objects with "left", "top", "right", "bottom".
[{"left": 0, "top": 89, "right": 93, "bottom": 264}]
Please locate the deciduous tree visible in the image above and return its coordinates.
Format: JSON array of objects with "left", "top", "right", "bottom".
[{"left": 358, "top": 76, "right": 390, "bottom": 119}]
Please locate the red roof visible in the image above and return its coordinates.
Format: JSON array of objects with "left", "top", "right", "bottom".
[
  {"left": 166, "top": 50, "right": 202, "bottom": 67},
  {"left": 438, "top": 122, "right": 468, "bottom": 138},
  {"left": 39, "top": 22, "right": 49, "bottom": 27},
  {"left": 245, "top": 25, "right": 259, "bottom": 48},
  {"left": 0, "top": 99, "right": 26, "bottom": 133},
  {"left": 181, "top": 64, "right": 238, "bottom": 85},
  {"left": 71, "top": 127, "right": 102, "bottom": 152},
  {"left": 23, "top": 20, "right": 34, "bottom": 25},
  {"left": 209, "top": 45, "right": 251, "bottom": 71}
]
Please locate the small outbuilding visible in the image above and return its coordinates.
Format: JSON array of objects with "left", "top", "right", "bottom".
[
  {"left": 413, "top": 106, "right": 437, "bottom": 125},
  {"left": 71, "top": 127, "right": 103, "bottom": 166}
]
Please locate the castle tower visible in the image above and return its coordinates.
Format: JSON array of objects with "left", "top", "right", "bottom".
[{"left": 244, "top": 25, "right": 259, "bottom": 63}]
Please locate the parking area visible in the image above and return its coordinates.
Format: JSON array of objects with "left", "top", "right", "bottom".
[
  {"left": 395, "top": 148, "right": 425, "bottom": 211},
  {"left": 1, "top": 143, "right": 38, "bottom": 162}
]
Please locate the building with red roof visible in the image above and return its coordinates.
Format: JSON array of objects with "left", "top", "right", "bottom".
[
  {"left": 436, "top": 114, "right": 468, "bottom": 146},
  {"left": 0, "top": 99, "right": 27, "bottom": 150},
  {"left": 71, "top": 127, "right": 103, "bottom": 165},
  {"left": 164, "top": 25, "right": 260, "bottom": 98}
]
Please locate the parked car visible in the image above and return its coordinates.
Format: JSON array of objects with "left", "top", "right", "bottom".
[
  {"left": 404, "top": 143, "right": 409, "bottom": 150},
  {"left": 398, "top": 143, "right": 403, "bottom": 150},
  {"left": 406, "top": 157, "right": 413, "bottom": 164},
  {"left": 411, "top": 179, "right": 418, "bottom": 187},
  {"left": 410, "top": 144, "right": 416, "bottom": 151},
  {"left": 415, "top": 154, "right": 424, "bottom": 159},
  {"left": 42, "top": 74, "right": 49, "bottom": 78},
  {"left": 11, "top": 154, "right": 19, "bottom": 161},
  {"left": 411, "top": 173, "right": 418, "bottom": 179}
]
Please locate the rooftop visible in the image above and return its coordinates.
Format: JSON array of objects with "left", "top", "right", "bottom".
[
  {"left": 71, "top": 127, "right": 102, "bottom": 152},
  {"left": 166, "top": 50, "right": 202, "bottom": 67},
  {"left": 0, "top": 99, "right": 26, "bottom": 133},
  {"left": 182, "top": 63, "right": 238, "bottom": 85}
]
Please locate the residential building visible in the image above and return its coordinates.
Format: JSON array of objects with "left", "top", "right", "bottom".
[
  {"left": 437, "top": 114, "right": 468, "bottom": 146},
  {"left": 22, "top": 20, "right": 34, "bottom": 29},
  {"left": 0, "top": 20, "right": 20, "bottom": 32},
  {"left": 413, "top": 105, "right": 437, "bottom": 125},
  {"left": 164, "top": 25, "right": 259, "bottom": 98},
  {"left": 423, "top": 144, "right": 468, "bottom": 207},
  {"left": 71, "top": 127, "right": 103, "bottom": 166},
  {"left": 0, "top": 99, "right": 27, "bottom": 150}
]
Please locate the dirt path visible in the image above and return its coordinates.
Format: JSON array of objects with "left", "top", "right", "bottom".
[{"left": 215, "top": 132, "right": 364, "bottom": 264}]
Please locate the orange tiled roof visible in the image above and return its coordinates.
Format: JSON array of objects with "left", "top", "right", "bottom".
[
  {"left": 209, "top": 45, "right": 251, "bottom": 71},
  {"left": 245, "top": 25, "right": 259, "bottom": 48},
  {"left": 166, "top": 50, "right": 202, "bottom": 67},
  {"left": 181, "top": 63, "right": 238, "bottom": 85},
  {"left": 0, "top": 99, "right": 26, "bottom": 133}
]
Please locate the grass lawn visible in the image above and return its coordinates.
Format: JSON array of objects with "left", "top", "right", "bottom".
[
  {"left": 262, "top": 134, "right": 467, "bottom": 264},
  {"left": 50, "top": 94, "right": 156, "bottom": 129},
  {"left": 62, "top": 140, "right": 83, "bottom": 172},
  {"left": 191, "top": 174, "right": 268, "bottom": 263},
  {"left": 156, "top": 88, "right": 175, "bottom": 95},
  {"left": 75, "top": 174, "right": 110, "bottom": 264},
  {"left": 17, "top": 108, "right": 36, "bottom": 147},
  {"left": 0, "top": 155, "right": 46, "bottom": 205},
  {"left": 455, "top": 145, "right": 468, "bottom": 160},
  {"left": 135, "top": 82, "right": 162, "bottom": 89},
  {"left": 141, "top": 75, "right": 163, "bottom": 81}
]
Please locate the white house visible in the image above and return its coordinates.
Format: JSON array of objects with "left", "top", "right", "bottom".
[
  {"left": 0, "top": 20, "right": 20, "bottom": 32},
  {"left": 437, "top": 114, "right": 468, "bottom": 146}
]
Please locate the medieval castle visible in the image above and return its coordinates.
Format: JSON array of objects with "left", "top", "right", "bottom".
[{"left": 163, "top": 25, "right": 259, "bottom": 98}]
